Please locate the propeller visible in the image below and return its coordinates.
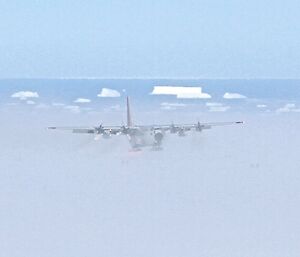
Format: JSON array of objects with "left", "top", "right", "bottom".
[
  {"left": 170, "top": 123, "right": 178, "bottom": 133},
  {"left": 94, "top": 124, "right": 104, "bottom": 134},
  {"left": 121, "top": 125, "right": 130, "bottom": 135},
  {"left": 196, "top": 121, "right": 202, "bottom": 132},
  {"left": 178, "top": 127, "right": 186, "bottom": 137}
]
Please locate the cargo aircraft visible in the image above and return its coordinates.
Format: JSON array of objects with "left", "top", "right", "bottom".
[{"left": 48, "top": 97, "right": 243, "bottom": 150}]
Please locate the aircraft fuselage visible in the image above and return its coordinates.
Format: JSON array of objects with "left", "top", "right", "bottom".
[{"left": 127, "top": 127, "right": 164, "bottom": 149}]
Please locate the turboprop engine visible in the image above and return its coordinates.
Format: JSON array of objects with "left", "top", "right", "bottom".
[
  {"left": 95, "top": 124, "right": 105, "bottom": 134},
  {"left": 196, "top": 122, "right": 203, "bottom": 132},
  {"left": 94, "top": 125, "right": 112, "bottom": 139},
  {"left": 178, "top": 127, "right": 186, "bottom": 137},
  {"left": 170, "top": 124, "right": 178, "bottom": 134},
  {"left": 196, "top": 122, "right": 211, "bottom": 131},
  {"left": 154, "top": 130, "right": 164, "bottom": 144},
  {"left": 102, "top": 130, "right": 111, "bottom": 139}
]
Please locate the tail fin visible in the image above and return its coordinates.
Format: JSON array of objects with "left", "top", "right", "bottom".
[{"left": 127, "top": 96, "right": 133, "bottom": 127}]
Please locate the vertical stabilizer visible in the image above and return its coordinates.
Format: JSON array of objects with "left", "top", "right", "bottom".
[{"left": 127, "top": 96, "right": 133, "bottom": 127}]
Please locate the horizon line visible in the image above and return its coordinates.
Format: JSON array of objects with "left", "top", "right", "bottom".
[{"left": 1, "top": 76, "right": 300, "bottom": 80}]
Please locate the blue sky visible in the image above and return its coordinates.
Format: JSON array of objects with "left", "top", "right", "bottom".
[{"left": 0, "top": 0, "right": 299, "bottom": 78}]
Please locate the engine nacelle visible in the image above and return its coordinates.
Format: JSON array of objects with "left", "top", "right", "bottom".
[
  {"left": 102, "top": 131, "right": 111, "bottom": 139},
  {"left": 170, "top": 124, "right": 178, "bottom": 134},
  {"left": 154, "top": 130, "right": 164, "bottom": 143},
  {"left": 178, "top": 128, "right": 186, "bottom": 137},
  {"left": 196, "top": 122, "right": 211, "bottom": 132}
]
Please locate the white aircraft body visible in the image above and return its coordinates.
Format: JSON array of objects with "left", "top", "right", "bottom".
[{"left": 48, "top": 97, "right": 243, "bottom": 150}]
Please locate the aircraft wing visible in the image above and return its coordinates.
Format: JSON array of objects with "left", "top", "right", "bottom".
[
  {"left": 48, "top": 127, "right": 95, "bottom": 133},
  {"left": 147, "top": 121, "right": 244, "bottom": 131},
  {"left": 183, "top": 121, "right": 244, "bottom": 129},
  {"left": 48, "top": 121, "right": 243, "bottom": 134},
  {"left": 48, "top": 126, "right": 124, "bottom": 135}
]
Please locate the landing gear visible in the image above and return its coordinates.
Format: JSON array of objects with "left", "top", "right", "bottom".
[
  {"left": 178, "top": 129, "right": 186, "bottom": 137},
  {"left": 151, "top": 145, "right": 163, "bottom": 151},
  {"left": 129, "top": 147, "right": 142, "bottom": 152},
  {"left": 152, "top": 141, "right": 163, "bottom": 151}
]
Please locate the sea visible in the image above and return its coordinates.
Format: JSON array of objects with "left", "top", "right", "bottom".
[{"left": 1, "top": 79, "right": 300, "bottom": 114}]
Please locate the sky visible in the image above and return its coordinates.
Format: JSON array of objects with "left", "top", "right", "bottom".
[{"left": 0, "top": 0, "right": 299, "bottom": 78}]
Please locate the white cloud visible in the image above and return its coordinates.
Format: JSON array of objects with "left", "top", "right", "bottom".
[
  {"left": 97, "top": 88, "right": 121, "bottom": 97},
  {"left": 206, "top": 102, "right": 223, "bottom": 107},
  {"left": 257, "top": 104, "right": 267, "bottom": 108},
  {"left": 284, "top": 103, "right": 295, "bottom": 109},
  {"left": 74, "top": 98, "right": 91, "bottom": 103},
  {"left": 5, "top": 103, "right": 19, "bottom": 106},
  {"left": 178, "top": 92, "right": 211, "bottom": 99},
  {"left": 64, "top": 105, "right": 80, "bottom": 113},
  {"left": 223, "top": 92, "right": 247, "bottom": 99},
  {"left": 208, "top": 105, "right": 230, "bottom": 112},
  {"left": 277, "top": 107, "right": 290, "bottom": 113},
  {"left": 35, "top": 103, "right": 50, "bottom": 109},
  {"left": 104, "top": 104, "right": 121, "bottom": 112},
  {"left": 26, "top": 100, "right": 35, "bottom": 105},
  {"left": 160, "top": 102, "right": 187, "bottom": 111},
  {"left": 161, "top": 106, "right": 175, "bottom": 111},
  {"left": 276, "top": 103, "right": 299, "bottom": 113},
  {"left": 151, "top": 86, "right": 211, "bottom": 99},
  {"left": 52, "top": 102, "right": 65, "bottom": 107},
  {"left": 11, "top": 91, "right": 39, "bottom": 100},
  {"left": 81, "top": 107, "right": 93, "bottom": 111},
  {"left": 205, "top": 102, "right": 230, "bottom": 112},
  {"left": 160, "top": 102, "right": 187, "bottom": 107},
  {"left": 209, "top": 106, "right": 230, "bottom": 112},
  {"left": 110, "top": 105, "right": 121, "bottom": 111}
]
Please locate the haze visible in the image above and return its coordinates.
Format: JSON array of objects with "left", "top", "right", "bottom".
[{"left": 1, "top": 104, "right": 300, "bottom": 257}]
